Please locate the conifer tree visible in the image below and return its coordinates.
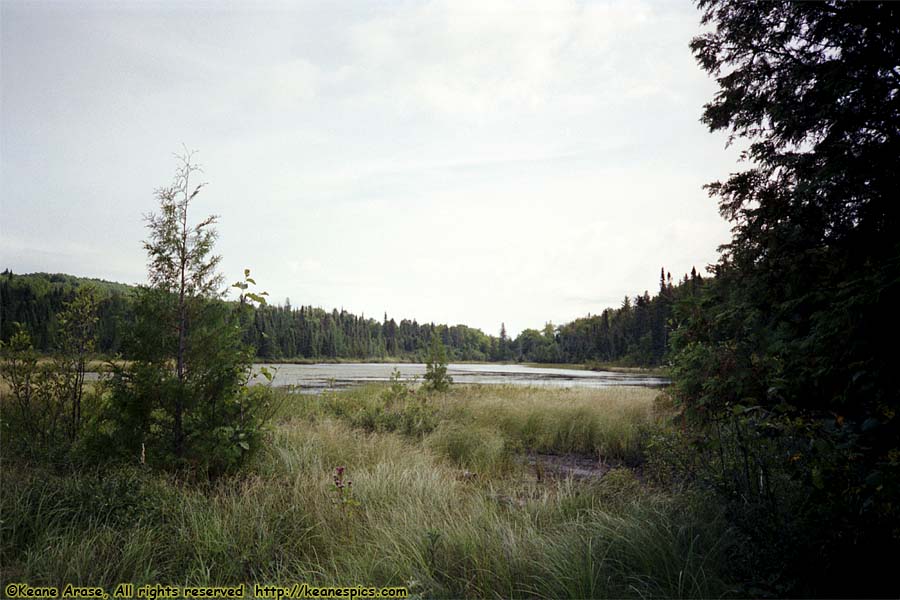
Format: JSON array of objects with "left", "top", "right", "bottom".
[
  {"left": 667, "top": 3, "right": 900, "bottom": 593},
  {"left": 142, "top": 150, "right": 221, "bottom": 457},
  {"left": 107, "top": 150, "right": 271, "bottom": 472},
  {"left": 423, "top": 331, "right": 452, "bottom": 392}
]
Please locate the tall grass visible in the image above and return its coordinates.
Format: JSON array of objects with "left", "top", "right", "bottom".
[
  {"left": 1, "top": 385, "right": 733, "bottom": 598},
  {"left": 442, "top": 385, "right": 657, "bottom": 463},
  {"left": 285, "top": 384, "right": 657, "bottom": 469}
]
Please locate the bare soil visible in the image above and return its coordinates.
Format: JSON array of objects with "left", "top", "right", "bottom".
[{"left": 520, "top": 452, "right": 617, "bottom": 480}]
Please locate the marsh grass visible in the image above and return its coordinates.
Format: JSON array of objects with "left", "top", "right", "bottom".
[
  {"left": 286, "top": 384, "right": 657, "bottom": 470},
  {"left": 1, "top": 385, "right": 732, "bottom": 598},
  {"left": 444, "top": 385, "right": 657, "bottom": 464}
]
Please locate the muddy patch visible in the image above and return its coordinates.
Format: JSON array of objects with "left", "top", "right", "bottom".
[{"left": 520, "top": 452, "right": 619, "bottom": 480}]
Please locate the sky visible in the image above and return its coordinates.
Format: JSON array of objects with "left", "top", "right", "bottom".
[{"left": 1, "top": 0, "right": 740, "bottom": 336}]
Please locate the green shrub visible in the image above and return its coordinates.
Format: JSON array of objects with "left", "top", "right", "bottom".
[
  {"left": 319, "top": 380, "right": 438, "bottom": 439},
  {"left": 422, "top": 334, "right": 452, "bottom": 393},
  {"left": 1, "top": 324, "right": 102, "bottom": 464}
]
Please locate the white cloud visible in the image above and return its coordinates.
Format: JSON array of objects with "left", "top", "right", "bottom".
[
  {"left": 1, "top": 0, "right": 738, "bottom": 336},
  {"left": 338, "top": 0, "right": 657, "bottom": 120}
]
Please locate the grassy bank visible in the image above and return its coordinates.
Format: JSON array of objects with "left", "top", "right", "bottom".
[
  {"left": 1, "top": 384, "right": 731, "bottom": 598},
  {"left": 524, "top": 362, "right": 671, "bottom": 378},
  {"left": 583, "top": 362, "right": 670, "bottom": 378}
]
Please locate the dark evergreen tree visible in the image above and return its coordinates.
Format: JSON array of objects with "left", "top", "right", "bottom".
[
  {"left": 498, "top": 322, "right": 510, "bottom": 361},
  {"left": 667, "top": 3, "right": 900, "bottom": 594}
]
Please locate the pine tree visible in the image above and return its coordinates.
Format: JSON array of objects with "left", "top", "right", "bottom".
[
  {"left": 668, "top": 3, "right": 900, "bottom": 593},
  {"left": 423, "top": 331, "right": 452, "bottom": 392},
  {"left": 499, "top": 322, "right": 510, "bottom": 361}
]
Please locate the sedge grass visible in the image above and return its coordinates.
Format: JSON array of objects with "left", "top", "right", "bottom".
[{"left": 1, "top": 385, "right": 732, "bottom": 598}]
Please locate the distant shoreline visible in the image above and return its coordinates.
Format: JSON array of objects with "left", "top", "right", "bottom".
[
  {"left": 250, "top": 357, "right": 669, "bottom": 377},
  {"left": 38, "top": 356, "right": 667, "bottom": 379}
]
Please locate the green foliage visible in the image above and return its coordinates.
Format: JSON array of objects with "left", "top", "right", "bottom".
[
  {"left": 2, "top": 268, "right": 695, "bottom": 368},
  {"left": 516, "top": 326, "right": 561, "bottom": 363},
  {"left": 232, "top": 268, "right": 269, "bottom": 308},
  {"left": 0, "top": 271, "right": 133, "bottom": 354},
  {"left": 532, "top": 271, "right": 701, "bottom": 366},
  {"left": 104, "top": 289, "right": 276, "bottom": 473},
  {"left": 663, "top": 2, "right": 900, "bottom": 596},
  {"left": 318, "top": 379, "right": 439, "bottom": 439},
  {"left": 423, "top": 332, "right": 452, "bottom": 393},
  {"left": 647, "top": 404, "right": 900, "bottom": 597},
  {"left": 1, "top": 328, "right": 71, "bottom": 460},
  {"left": 56, "top": 285, "right": 100, "bottom": 441},
  {"left": 102, "top": 153, "right": 274, "bottom": 474},
  {"left": 0, "top": 286, "right": 101, "bottom": 461},
  {"left": 383, "top": 367, "right": 412, "bottom": 406}
]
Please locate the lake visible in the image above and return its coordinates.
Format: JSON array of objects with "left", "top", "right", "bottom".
[{"left": 253, "top": 362, "right": 668, "bottom": 393}]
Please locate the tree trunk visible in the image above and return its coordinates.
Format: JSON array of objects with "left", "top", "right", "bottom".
[
  {"left": 175, "top": 300, "right": 185, "bottom": 458},
  {"left": 175, "top": 195, "right": 188, "bottom": 459}
]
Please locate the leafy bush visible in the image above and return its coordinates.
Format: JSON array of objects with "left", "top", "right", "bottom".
[
  {"left": 1, "top": 313, "right": 101, "bottom": 464},
  {"left": 647, "top": 406, "right": 900, "bottom": 597},
  {"left": 1, "top": 329, "right": 70, "bottom": 460}
]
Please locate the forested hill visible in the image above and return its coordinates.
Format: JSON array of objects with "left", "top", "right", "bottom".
[
  {"left": 0, "top": 271, "right": 134, "bottom": 352},
  {"left": 0, "top": 268, "right": 703, "bottom": 365}
]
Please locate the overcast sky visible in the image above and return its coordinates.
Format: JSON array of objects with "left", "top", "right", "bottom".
[{"left": 1, "top": 0, "right": 740, "bottom": 336}]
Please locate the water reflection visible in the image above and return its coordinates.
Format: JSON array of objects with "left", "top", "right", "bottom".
[{"left": 252, "top": 362, "right": 668, "bottom": 393}]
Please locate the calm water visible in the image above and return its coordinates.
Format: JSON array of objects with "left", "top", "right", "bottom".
[{"left": 252, "top": 362, "right": 668, "bottom": 393}]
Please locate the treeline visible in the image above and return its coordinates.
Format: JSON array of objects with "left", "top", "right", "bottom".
[
  {"left": 0, "top": 271, "right": 498, "bottom": 361},
  {"left": 535, "top": 268, "right": 703, "bottom": 365},
  {"left": 0, "top": 271, "right": 134, "bottom": 352},
  {"left": 1, "top": 268, "right": 702, "bottom": 366},
  {"left": 243, "top": 304, "right": 495, "bottom": 361}
]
